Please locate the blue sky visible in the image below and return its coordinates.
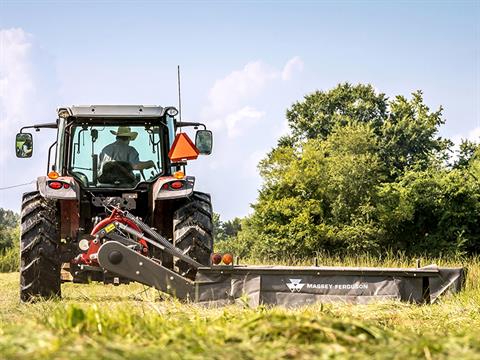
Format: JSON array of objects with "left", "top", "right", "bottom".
[{"left": 0, "top": 1, "right": 479, "bottom": 219}]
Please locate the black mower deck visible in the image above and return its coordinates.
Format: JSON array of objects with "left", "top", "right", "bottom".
[{"left": 98, "top": 241, "right": 466, "bottom": 307}]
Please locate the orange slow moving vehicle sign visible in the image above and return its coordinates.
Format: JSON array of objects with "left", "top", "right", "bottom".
[{"left": 168, "top": 133, "right": 200, "bottom": 162}]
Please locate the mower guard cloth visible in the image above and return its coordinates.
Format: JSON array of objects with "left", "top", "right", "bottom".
[
  {"left": 98, "top": 242, "right": 465, "bottom": 307},
  {"left": 194, "top": 265, "right": 466, "bottom": 307}
]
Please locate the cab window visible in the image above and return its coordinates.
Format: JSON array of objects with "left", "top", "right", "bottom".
[{"left": 70, "top": 124, "right": 163, "bottom": 187}]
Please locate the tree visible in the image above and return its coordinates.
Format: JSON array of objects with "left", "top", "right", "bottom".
[
  {"left": 0, "top": 208, "right": 19, "bottom": 252},
  {"left": 0, "top": 209, "right": 19, "bottom": 229},
  {"left": 380, "top": 92, "right": 449, "bottom": 177},
  {"left": 455, "top": 140, "right": 480, "bottom": 170},
  {"left": 0, "top": 227, "right": 19, "bottom": 253},
  {"left": 213, "top": 213, "right": 242, "bottom": 244},
  {"left": 285, "top": 84, "right": 448, "bottom": 177},
  {"left": 470, "top": 146, "right": 480, "bottom": 180},
  {"left": 229, "top": 123, "right": 386, "bottom": 258},
  {"left": 222, "top": 218, "right": 242, "bottom": 239},
  {"left": 286, "top": 83, "right": 388, "bottom": 142},
  {"left": 212, "top": 213, "right": 224, "bottom": 242},
  {"left": 234, "top": 84, "right": 479, "bottom": 258},
  {"left": 377, "top": 167, "right": 480, "bottom": 254}
]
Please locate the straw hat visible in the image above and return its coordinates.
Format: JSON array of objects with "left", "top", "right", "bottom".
[{"left": 110, "top": 126, "right": 138, "bottom": 140}]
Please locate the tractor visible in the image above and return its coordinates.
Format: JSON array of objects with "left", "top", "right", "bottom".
[
  {"left": 16, "top": 105, "right": 214, "bottom": 301},
  {"left": 14, "top": 105, "right": 466, "bottom": 306}
]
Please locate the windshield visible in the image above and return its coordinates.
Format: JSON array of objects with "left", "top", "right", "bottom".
[{"left": 69, "top": 124, "right": 164, "bottom": 187}]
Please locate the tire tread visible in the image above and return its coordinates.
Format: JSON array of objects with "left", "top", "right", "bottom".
[
  {"left": 173, "top": 192, "right": 213, "bottom": 278},
  {"left": 20, "top": 191, "right": 61, "bottom": 302}
]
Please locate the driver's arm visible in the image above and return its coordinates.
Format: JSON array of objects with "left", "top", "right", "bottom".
[
  {"left": 128, "top": 148, "right": 155, "bottom": 170},
  {"left": 132, "top": 160, "right": 155, "bottom": 171}
]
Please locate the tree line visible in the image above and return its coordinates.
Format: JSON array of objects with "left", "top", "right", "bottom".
[
  {"left": 216, "top": 83, "right": 480, "bottom": 259},
  {"left": 0, "top": 208, "right": 20, "bottom": 253}
]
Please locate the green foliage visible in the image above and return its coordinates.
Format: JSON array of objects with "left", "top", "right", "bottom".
[
  {"left": 232, "top": 83, "right": 479, "bottom": 258},
  {"left": 378, "top": 168, "right": 480, "bottom": 254},
  {"left": 0, "top": 208, "right": 20, "bottom": 229},
  {"left": 213, "top": 213, "right": 242, "bottom": 242},
  {"left": 0, "top": 208, "right": 19, "bottom": 253},
  {"left": 470, "top": 147, "right": 480, "bottom": 180},
  {"left": 0, "top": 240, "right": 19, "bottom": 273},
  {"left": 286, "top": 83, "right": 388, "bottom": 142},
  {"left": 222, "top": 123, "right": 386, "bottom": 258},
  {"left": 213, "top": 213, "right": 242, "bottom": 252},
  {"left": 455, "top": 140, "right": 480, "bottom": 183},
  {"left": 380, "top": 92, "right": 449, "bottom": 177},
  {"left": 0, "top": 226, "right": 19, "bottom": 253},
  {"left": 286, "top": 84, "right": 448, "bottom": 176},
  {"left": 0, "top": 208, "right": 20, "bottom": 270},
  {"left": 454, "top": 140, "right": 478, "bottom": 168}
]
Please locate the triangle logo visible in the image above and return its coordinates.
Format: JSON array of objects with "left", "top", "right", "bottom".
[
  {"left": 168, "top": 133, "right": 200, "bottom": 162},
  {"left": 287, "top": 279, "right": 305, "bottom": 292}
]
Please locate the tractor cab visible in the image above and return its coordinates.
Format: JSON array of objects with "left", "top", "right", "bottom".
[
  {"left": 70, "top": 122, "right": 165, "bottom": 188},
  {"left": 16, "top": 105, "right": 213, "bottom": 190}
]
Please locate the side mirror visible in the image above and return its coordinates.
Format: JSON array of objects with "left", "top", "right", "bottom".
[
  {"left": 16, "top": 133, "right": 33, "bottom": 158},
  {"left": 195, "top": 130, "right": 213, "bottom": 155}
]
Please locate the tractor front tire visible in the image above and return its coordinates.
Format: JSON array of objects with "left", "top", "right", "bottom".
[
  {"left": 173, "top": 192, "right": 213, "bottom": 279},
  {"left": 20, "top": 191, "right": 61, "bottom": 302}
]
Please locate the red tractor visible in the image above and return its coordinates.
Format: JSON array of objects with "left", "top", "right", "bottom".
[{"left": 16, "top": 105, "right": 214, "bottom": 301}]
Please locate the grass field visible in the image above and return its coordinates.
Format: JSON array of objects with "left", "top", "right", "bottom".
[{"left": 0, "top": 257, "right": 479, "bottom": 360}]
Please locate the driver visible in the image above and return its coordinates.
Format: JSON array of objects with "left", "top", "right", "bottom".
[{"left": 99, "top": 126, "right": 155, "bottom": 176}]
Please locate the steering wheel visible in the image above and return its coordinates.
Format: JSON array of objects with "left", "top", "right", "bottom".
[
  {"left": 140, "top": 163, "right": 157, "bottom": 181},
  {"left": 98, "top": 161, "right": 136, "bottom": 184}
]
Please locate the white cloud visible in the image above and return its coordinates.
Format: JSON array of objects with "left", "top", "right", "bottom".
[
  {"left": 207, "top": 61, "right": 277, "bottom": 114},
  {"left": 281, "top": 56, "right": 304, "bottom": 81},
  {"left": 0, "top": 28, "right": 34, "bottom": 162},
  {"left": 225, "top": 106, "right": 265, "bottom": 138},
  {"left": 452, "top": 126, "right": 480, "bottom": 146},
  {"left": 467, "top": 126, "right": 480, "bottom": 141},
  {"left": 204, "top": 56, "right": 303, "bottom": 136},
  {"left": 0, "top": 28, "right": 59, "bottom": 212},
  {"left": 192, "top": 57, "right": 304, "bottom": 219}
]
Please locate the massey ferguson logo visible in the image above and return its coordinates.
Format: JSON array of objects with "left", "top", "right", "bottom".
[
  {"left": 286, "top": 279, "right": 369, "bottom": 293},
  {"left": 287, "top": 279, "right": 305, "bottom": 292}
]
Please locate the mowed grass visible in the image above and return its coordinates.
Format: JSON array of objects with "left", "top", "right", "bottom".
[{"left": 0, "top": 257, "right": 479, "bottom": 360}]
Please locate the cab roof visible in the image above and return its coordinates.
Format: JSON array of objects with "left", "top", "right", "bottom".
[{"left": 57, "top": 105, "right": 167, "bottom": 118}]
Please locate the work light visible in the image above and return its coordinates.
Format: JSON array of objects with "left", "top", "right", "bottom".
[{"left": 166, "top": 107, "right": 178, "bottom": 116}]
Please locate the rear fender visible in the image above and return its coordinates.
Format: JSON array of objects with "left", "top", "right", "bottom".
[
  {"left": 154, "top": 176, "right": 195, "bottom": 200},
  {"left": 37, "top": 176, "right": 80, "bottom": 200}
]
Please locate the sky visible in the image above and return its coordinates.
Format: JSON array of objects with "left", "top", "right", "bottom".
[{"left": 0, "top": 0, "right": 479, "bottom": 220}]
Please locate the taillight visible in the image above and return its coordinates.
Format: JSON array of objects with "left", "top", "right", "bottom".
[
  {"left": 48, "top": 181, "right": 72, "bottom": 190},
  {"left": 210, "top": 253, "right": 234, "bottom": 265},
  {"left": 170, "top": 181, "right": 184, "bottom": 189},
  {"left": 211, "top": 253, "right": 222, "bottom": 265},
  {"left": 222, "top": 253, "right": 233, "bottom": 265},
  {"left": 161, "top": 180, "right": 185, "bottom": 191},
  {"left": 48, "top": 181, "right": 62, "bottom": 190}
]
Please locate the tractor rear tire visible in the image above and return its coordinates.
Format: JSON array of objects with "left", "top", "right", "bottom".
[
  {"left": 20, "top": 191, "right": 61, "bottom": 302},
  {"left": 173, "top": 192, "right": 213, "bottom": 279}
]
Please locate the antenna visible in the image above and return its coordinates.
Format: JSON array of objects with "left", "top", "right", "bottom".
[{"left": 177, "top": 65, "right": 182, "bottom": 123}]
